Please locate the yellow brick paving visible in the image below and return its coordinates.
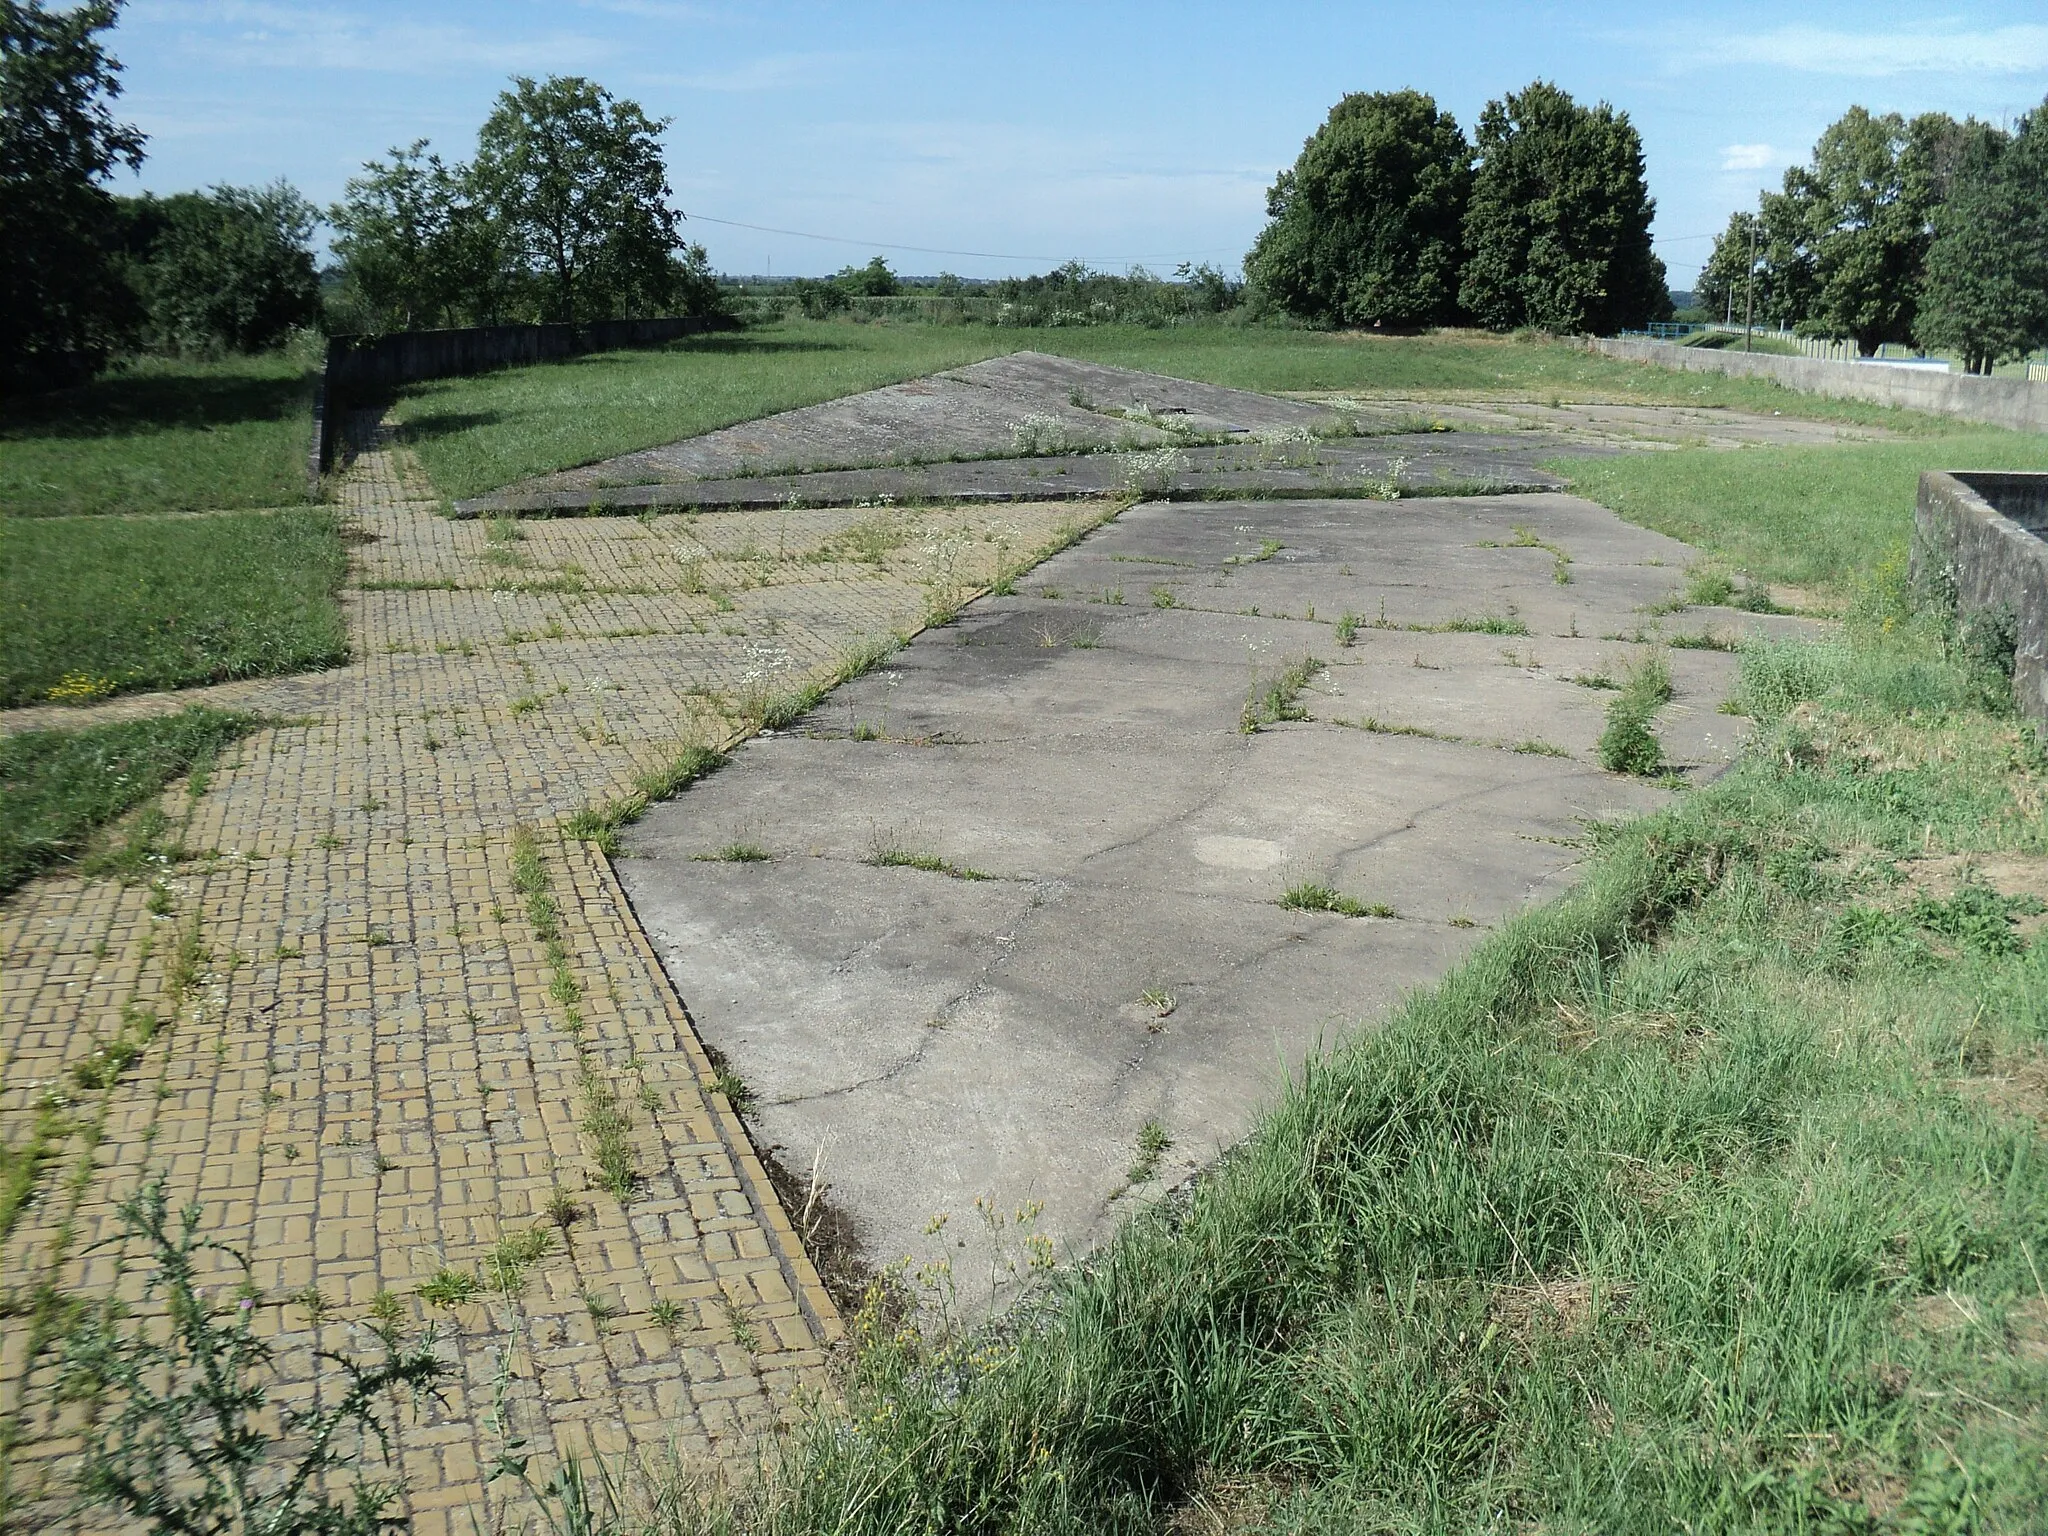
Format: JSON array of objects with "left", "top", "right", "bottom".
[{"left": 0, "top": 413, "right": 1101, "bottom": 1533}]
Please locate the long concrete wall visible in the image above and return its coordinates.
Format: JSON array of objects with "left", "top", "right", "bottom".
[
  {"left": 312, "top": 314, "right": 737, "bottom": 484},
  {"left": 1586, "top": 337, "right": 2048, "bottom": 435}
]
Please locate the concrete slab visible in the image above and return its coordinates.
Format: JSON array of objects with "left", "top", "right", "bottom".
[{"left": 614, "top": 493, "right": 1817, "bottom": 1306}]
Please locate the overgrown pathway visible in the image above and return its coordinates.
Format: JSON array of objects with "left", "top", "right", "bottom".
[{"left": 0, "top": 414, "right": 1096, "bottom": 1532}]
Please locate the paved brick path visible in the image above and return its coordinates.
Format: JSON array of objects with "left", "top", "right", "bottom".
[{"left": 0, "top": 415, "right": 1098, "bottom": 1533}]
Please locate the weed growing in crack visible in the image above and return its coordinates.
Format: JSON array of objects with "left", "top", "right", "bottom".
[
  {"left": 695, "top": 841, "right": 772, "bottom": 863},
  {"left": 418, "top": 1267, "right": 481, "bottom": 1309},
  {"left": 485, "top": 1226, "right": 555, "bottom": 1295},
  {"left": 867, "top": 840, "right": 993, "bottom": 881},
  {"left": 1127, "top": 1120, "right": 1172, "bottom": 1183},
  {"left": 1598, "top": 653, "right": 1673, "bottom": 776},
  {"left": 710, "top": 1067, "right": 754, "bottom": 1112},
  {"left": 578, "top": 1068, "right": 639, "bottom": 1202},
  {"left": 1279, "top": 882, "right": 1396, "bottom": 919},
  {"left": 1334, "top": 612, "right": 1361, "bottom": 648},
  {"left": 1241, "top": 655, "right": 1322, "bottom": 734}
]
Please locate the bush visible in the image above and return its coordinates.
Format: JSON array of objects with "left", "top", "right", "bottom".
[{"left": 123, "top": 183, "right": 322, "bottom": 355}]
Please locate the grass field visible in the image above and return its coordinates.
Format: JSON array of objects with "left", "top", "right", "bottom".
[
  {"left": 1, "top": 509, "right": 348, "bottom": 707},
  {"left": 0, "top": 708, "right": 257, "bottom": 897},
  {"left": 1554, "top": 433, "right": 2048, "bottom": 594},
  {"left": 391, "top": 320, "right": 1959, "bottom": 499},
  {"left": 0, "top": 352, "right": 315, "bottom": 518}
]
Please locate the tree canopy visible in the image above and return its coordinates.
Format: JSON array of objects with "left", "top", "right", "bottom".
[
  {"left": 471, "top": 75, "right": 685, "bottom": 324},
  {"left": 329, "top": 76, "right": 717, "bottom": 333},
  {"left": 124, "top": 183, "right": 321, "bottom": 354},
  {"left": 1458, "top": 81, "right": 1668, "bottom": 335},
  {"left": 1914, "top": 98, "right": 2048, "bottom": 373},
  {"left": 0, "top": 0, "right": 144, "bottom": 390},
  {"left": 1245, "top": 89, "right": 1471, "bottom": 329}
]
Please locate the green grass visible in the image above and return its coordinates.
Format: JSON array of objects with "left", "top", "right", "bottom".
[
  {"left": 0, "top": 708, "right": 258, "bottom": 896},
  {"left": 2, "top": 509, "right": 348, "bottom": 706},
  {"left": 1554, "top": 433, "right": 2048, "bottom": 594},
  {"left": 1, "top": 352, "right": 315, "bottom": 517},
  {"left": 719, "top": 610, "right": 2047, "bottom": 1534},
  {"left": 1278, "top": 881, "right": 1396, "bottom": 919}
]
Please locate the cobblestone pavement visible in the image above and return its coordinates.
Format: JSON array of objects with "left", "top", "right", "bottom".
[{"left": 0, "top": 414, "right": 1102, "bottom": 1533}]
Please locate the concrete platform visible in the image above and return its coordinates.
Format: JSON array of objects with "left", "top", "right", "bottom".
[{"left": 615, "top": 492, "right": 1827, "bottom": 1306}]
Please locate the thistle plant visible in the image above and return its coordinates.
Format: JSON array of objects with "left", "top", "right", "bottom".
[{"left": 60, "top": 1178, "right": 449, "bottom": 1536}]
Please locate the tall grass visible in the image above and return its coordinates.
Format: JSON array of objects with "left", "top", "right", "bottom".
[
  {"left": 681, "top": 617, "right": 2047, "bottom": 1534},
  {"left": 2, "top": 508, "right": 348, "bottom": 706}
]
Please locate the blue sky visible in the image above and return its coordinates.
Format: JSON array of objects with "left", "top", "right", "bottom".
[{"left": 111, "top": 2, "right": 2048, "bottom": 288}]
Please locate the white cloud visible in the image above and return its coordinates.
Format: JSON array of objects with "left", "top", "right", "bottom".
[
  {"left": 138, "top": 2, "right": 615, "bottom": 76},
  {"left": 649, "top": 53, "right": 856, "bottom": 93},
  {"left": 1720, "top": 143, "right": 1775, "bottom": 171},
  {"left": 1704, "top": 23, "right": 2048, "bottom": 77}
]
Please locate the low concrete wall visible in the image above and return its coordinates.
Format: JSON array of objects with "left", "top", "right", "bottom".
[
  {"left": 312, "top": 314, "right": 736, "bottom": 486},
  {"left": 1587, "top": 337, "right": 2048, "bottom": 435},
  {"left": 1914, "top": 470, "right": 2048, "bottom": 725}
]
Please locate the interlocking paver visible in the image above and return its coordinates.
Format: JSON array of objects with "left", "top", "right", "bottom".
[{"left": 0, "top": 411, "right": 1099, "bottom": 1531}]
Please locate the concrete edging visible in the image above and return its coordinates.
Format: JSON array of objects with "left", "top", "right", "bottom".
[
  {"left": 1914, "top": 470, "right": 2048, "bottom": 725},
  {"left": 1584, "top": 337, "right": 2048, "bottom": 434}
]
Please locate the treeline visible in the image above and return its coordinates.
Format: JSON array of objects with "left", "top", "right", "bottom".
[
  {"left": 1697, "top": 102, "right": 2048, "bottom": 372},
  {"left": 1244, "top": 83, "right": 1669, "bottom": 334},
  {"left": 1, "top": 2, "right": 716, "bottom": 393}
]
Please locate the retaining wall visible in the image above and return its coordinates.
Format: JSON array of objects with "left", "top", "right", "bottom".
[
  {"left": 1586, "top": 337, "right": 2048, "bottom": 435},
  {"left": 311, "top": 314, "right": 736, "bottom": 486},
  {"left": 1914, "top": 470, "right": 2048, "bottom": 726}
]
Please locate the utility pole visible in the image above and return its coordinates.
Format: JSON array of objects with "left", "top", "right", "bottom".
[{"left": 1743, "top": 220, "right": 1758, "bottom": 354}]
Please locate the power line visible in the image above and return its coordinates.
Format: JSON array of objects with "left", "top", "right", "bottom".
[{"left": 683, "top": 212, "right": 1244, "bottom": 267}]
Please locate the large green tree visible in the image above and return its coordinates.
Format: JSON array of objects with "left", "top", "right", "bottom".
[
  {"left": 470, "top": 75, "right": 684, "bottom": 324},
  {"left": 1245, "top": 89, "right": 1471, "bottom": 328},
  {"left": 1915, "top": 100, "right": 2048, "bottom": 374},
  {"left": 125, "top": 182, "right": 320, "bottom": 354},
  {"left": 1760, "top": 107, "right": 1964, "bottom": 353},
  {"left": 1458, "top": 81, "right": 1668, "bottom": 335},
  {"left": 0, "top": 0, "right": 143, "bottom": 391},
  {"left": 328, "top": 141, "right": 491, "bottom": 332}
]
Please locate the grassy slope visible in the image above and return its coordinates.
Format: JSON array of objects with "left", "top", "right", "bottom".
[
  {"left": 0, "top": 707, "right": 257, "bottom": 896},
  {"left": 1554, "top": 434, "right": 2048, "bottom": 593},
  {"left": 0, "top": 352, "right": 315, "bottom": 518},
  {"left": 1, "top": 509, "right": 348, "bottom": 707}
]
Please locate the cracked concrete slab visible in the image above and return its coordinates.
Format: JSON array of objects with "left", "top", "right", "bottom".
[{"left": 615, "top": 492, "right": 1830, "bottom": 1306}]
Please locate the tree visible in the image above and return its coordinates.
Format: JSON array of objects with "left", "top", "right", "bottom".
[
  {"left": 0, "top": 0, "right": 145, "bottom": 391},
  {"left": 1245, "top": 89, "right": 1471, "bottom": 328},
  {"left": 1760, "top": 108, "right": 1964, "bottom": 354},
  {"left": 129, "top": 182, "right": 320, "bottom": 354},
  {"left": 1459, "top": 81, "right": 1668, "bottom": 335},
  {"left": 1915, "top": 101, "right": 2048, "bottom": 374},
  {"left": 834, "top": 254, "right": 899, "bottom": 297},
  {"left": 328, "top": 141, "right": 483, "bottom": 332},
  {"left": 471, "top": 75, "right": 684, "bottom": 323}
]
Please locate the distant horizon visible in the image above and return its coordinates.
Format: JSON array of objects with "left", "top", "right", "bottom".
[{"left": 109, "top": 2, "right": 2048, "bottom": 287}]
